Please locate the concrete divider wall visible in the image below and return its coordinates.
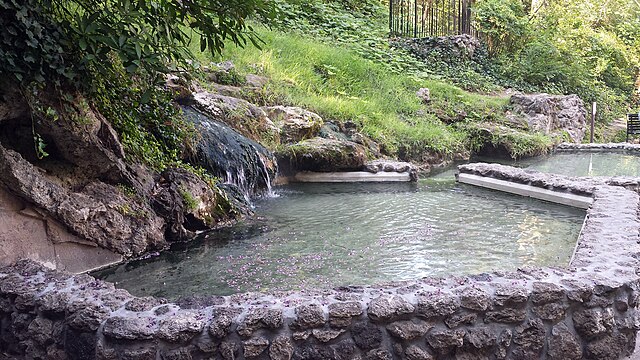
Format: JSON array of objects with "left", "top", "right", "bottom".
[{"left": 1, "top": 163, "right": 640, "bottom": 360}]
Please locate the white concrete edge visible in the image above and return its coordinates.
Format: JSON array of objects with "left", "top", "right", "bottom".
[
  {"left": 457, "top": 173, "right": 593, "bottom": 209},
  {"left": 569, "top": 213, "right": 590, "bottom": 265},
  {"left": 79, "top": 257, "right": 125, "bottom": 275},
  {"left": 293, "top": 171, "right": 411, "bottom": 183}
]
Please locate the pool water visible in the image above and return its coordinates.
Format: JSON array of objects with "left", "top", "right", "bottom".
[
  {"left": 522, "top": 151, "right": 640, "bottom": 177},
  {"left": 94, "top": 170, "right": 584, "bottom": 298}
]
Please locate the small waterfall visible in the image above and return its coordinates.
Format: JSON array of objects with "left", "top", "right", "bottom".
[
  {"left": 182, "top": 106, "right": 277, "bottom": 200},
  {"left": 256, "top": 151, "right": 277, "bottom": 198}
]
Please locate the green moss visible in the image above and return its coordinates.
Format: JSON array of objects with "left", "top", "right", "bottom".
[
  {"left": 116, "top": 184, "right": 137, "bottom": 198},
  {"left": 464, "top": 123, "right": 553, "bottom": 159},
  {"left": 179, "top": 187, "right": 199, "bottom": 211}
]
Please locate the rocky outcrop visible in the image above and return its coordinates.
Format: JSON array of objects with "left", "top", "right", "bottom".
[
  {"left": 277, "top": 137, "right": 368, "bottom": 172},
  {"left": 182, "top": 106, "right": 277, "bottom": 197},
  {"left": 0, "top": 187, "right": 122, "bottom": 273},
  {"left": 0, "top": 144, "right": 166, "bottom": 258},
  {"left": 506, "top": 94, "right": 587, "bottom": 143},
  {"left": 262, "top": 106, "right": 323, "bottom": 143},
  {"left": 395, "top": 34, "right": 482, "bottom": 60},
  {"left": 151, "top": 168, "right": 242, "bottom": 242},
  {"left": 0, "top": 82, "right": 256, "bottom": 271},
  {"left": 364, "top": 159, "right": 418, "bottom": 181},
  {"left": 192, "top": 91, "right": 280, "bottom": 145}
]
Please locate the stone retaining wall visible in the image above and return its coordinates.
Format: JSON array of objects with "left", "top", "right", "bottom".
[{"left": 1, "top": 164, "right": 640, "bottom": 360}]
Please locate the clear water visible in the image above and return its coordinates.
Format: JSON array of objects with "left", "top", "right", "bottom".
[
  {"left": 521, "top": 151, "right": 640, "bottom": 177},
  {"left": 94, "top": 170, "right": 584, "bottom": 299}
]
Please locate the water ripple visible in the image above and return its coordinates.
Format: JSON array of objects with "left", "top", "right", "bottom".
[{"left": 95, "top": 180, "right": 584, "bottom": 298}]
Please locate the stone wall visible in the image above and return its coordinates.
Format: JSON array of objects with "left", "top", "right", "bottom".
[{"left": 1, "top": 164, "right": 640, "bottom": 359}]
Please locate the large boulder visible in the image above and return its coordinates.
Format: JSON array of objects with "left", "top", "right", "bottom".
[
  {"left": 0, "top": 145, "right": 166, "bottom": 258},
  {"left": 262, "top": 106, "right": 323, "bottom": 143},
  {"left": 193, "top": 91, "right": 280, "bottom": 146},
  {"left": 277, "top": 137, "right": 368, "bottom": 172},
  {"left": 151, "top": 168, "right": 241, "bottom": 242},
  {"left": 506, "top": 94, "right": 587, "bottom": 143}
]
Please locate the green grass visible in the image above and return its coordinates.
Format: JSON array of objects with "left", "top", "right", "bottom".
[{"left": 190, "top": 27, "right": 533, "bottom": 159}]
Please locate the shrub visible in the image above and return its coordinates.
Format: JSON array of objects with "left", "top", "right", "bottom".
[{"left": 473, "top": 0, "right": 529, "bottom": 56}]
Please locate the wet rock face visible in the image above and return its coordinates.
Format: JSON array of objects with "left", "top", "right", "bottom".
[
  {"left": 192, "top": 91, "right": 280, "bottom": 146},
  {"left": 182, "top": 106, "right": 277, "bottom": 197},
  {"left": 506, "top": 93, "right": 587, "bottom": 143},
  {"left": 151, "top": 167, "right": 241, "bottom": 242}
]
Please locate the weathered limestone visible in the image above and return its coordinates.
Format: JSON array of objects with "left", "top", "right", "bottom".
[
  {"left": 506, "top": 94, "right": 587, "bottom": 143},
  {"left": 261, "top": 106, "right": 324, "bottom": 143},
  {"left": 0, "top": 187, "right": 122, "bottom": 273}
]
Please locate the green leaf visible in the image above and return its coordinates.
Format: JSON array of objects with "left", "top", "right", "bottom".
[{"left": 140, "top": 89, "right": 152, "bottom": 104}]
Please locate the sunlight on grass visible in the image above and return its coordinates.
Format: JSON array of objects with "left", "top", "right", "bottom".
[{"left": 190, "top": 27, "right": 548, "bottom": 158}]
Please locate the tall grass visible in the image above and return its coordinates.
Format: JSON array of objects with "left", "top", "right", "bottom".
[{"left": 191, "top": 27, "right": 550, "bottom": 159}]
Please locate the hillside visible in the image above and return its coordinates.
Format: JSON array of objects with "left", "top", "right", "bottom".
[{"left": 189, "top": 0, "right": 639, "bottom": 162}]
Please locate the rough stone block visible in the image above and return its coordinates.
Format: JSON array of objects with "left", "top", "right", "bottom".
[
  {"left": 291, "top": 303, "right": 325, "bottom": 329},
  {"left": 367, "top": 295, "right": 414, "bottom": 322},
  {"left": 269, "top": 336, "right": 294, "bottom": 360},
  {"left": 237, "top": 308, "right": 283, "bottom": 336},
  {"left": 386, "top": 320, "right": 432, "bottom": 340},
  {"left": 416, "top": 293, "right": 459, "bottom": 318},
  {"left": 352, "top": 322, "right": 382, "bottom": 351},
  {"left": 548, "top": 323, "right": 582, "bottom": 360}
]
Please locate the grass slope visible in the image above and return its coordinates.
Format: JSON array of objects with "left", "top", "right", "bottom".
[{"left": 191, "top": 25, "right": 552, "bottom": 161}]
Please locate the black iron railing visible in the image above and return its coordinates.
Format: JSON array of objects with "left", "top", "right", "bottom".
[{"left": 389, "top": 0, "right": 477, "bottom": 38}]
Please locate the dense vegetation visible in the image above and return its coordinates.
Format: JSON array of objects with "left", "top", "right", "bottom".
[
  {"left": 473, "top": 0, "right": 639, "bottom": 126},
  {"left": 0, "top": 0, "right": 271, "bottom": 169},
  {"left": 1, "top": 0, "right": 639, "bottom": 166}
]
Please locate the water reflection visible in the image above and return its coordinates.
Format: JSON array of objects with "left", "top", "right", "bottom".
[
  {"left": 95, "top": 176, "right": 584, "bottom": 298},
  {"left": 525, "top": 152, "right": 640, "bottom": 177}
]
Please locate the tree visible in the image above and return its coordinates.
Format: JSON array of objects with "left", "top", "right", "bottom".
[
  {"left": 0, "top": 0, "right": 275, "bottom": 86},
  {"left": 473, "top": 0, "right": 529, "bottom": 56}
]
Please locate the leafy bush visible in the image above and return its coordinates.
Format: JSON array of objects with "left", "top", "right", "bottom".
[
  {"left": 90, "top": 57, "right": 196, "bottom": 170},
  {"left": 0, "top": 0, "right": 274, "bottom": 88},
  {"left": 0, "top": 0, "right": 73, "bottom": 85},
  {"left": 473, "top": 0, "right": 529, "bottom": 55}
]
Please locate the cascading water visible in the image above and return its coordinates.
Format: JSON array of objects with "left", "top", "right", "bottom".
[{"left": 181, "top": 106, "right": 277, "bottom": 201}]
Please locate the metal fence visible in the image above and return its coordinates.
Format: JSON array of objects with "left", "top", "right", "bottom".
[{"left": 389, "top": 0, "right": 477, "bottom": 38}]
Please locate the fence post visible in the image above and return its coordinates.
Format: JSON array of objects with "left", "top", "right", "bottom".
[
  {"left": 389, "top": 0, "right": 393, "bottom": 35},
  {"left": 414, "top": 0, "right": 418, "bottom": 37},
  {"left": 590, "top": 102, "right": 596, "bottom": 143}
]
